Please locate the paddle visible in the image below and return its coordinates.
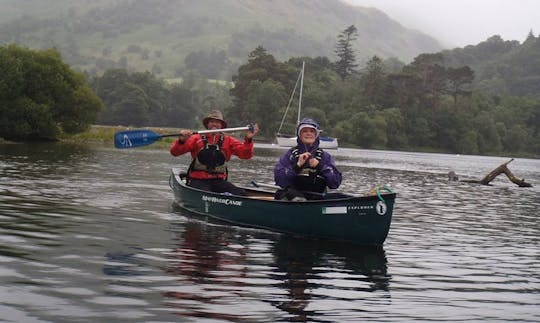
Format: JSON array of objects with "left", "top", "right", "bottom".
[{"left": 114, "top": 125, "right": 253, "bottom": 149}]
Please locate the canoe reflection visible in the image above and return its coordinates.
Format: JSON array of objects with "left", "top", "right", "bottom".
[
  {"left": 163, "top": 214, "right": 389, "bottom": 320},
  {"left": 164, "top": 219, "right": 252, "bottom": 321},
  {"left": 270, "top": 235, "right": 389, "bottom": 320},
  {"left": 165, "top": 221, "right": 250, "bottom": 282}
]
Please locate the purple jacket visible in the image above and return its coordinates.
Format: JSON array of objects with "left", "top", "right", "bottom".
[{"left": 274, "top": 138, "right": 342, "bottom": 190}]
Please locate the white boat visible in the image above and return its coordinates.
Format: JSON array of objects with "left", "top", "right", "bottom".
[{"left": 275, "top": 61, "right": 339, "bottom": 149}]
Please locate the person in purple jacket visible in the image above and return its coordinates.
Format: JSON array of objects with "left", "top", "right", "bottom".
[{"left": 274, "top": 118, "right": 342, "bottom": 201}]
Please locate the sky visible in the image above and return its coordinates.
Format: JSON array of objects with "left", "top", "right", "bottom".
[{"left": 343, "top": 0, "right": 540, "bottom": 48}]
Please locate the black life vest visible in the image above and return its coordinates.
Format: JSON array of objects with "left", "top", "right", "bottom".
[
  {"left": 290, "top": 146, "right": 327, "bottom": 193},
  {"left": 191, "top": 134, "right": 227, "bottom": 174}
]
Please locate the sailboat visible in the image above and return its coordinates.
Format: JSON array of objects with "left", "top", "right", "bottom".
[{"left": 275, "top": 61, "right": 339, "bottom": 149}]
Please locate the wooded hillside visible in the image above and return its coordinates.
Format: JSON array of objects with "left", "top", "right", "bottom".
[
  {"left": 442, "top": 34, "right": 540, "bottom": 99},
  {"left": 0, "top": 0, "right": 441, "bottom": 79}
]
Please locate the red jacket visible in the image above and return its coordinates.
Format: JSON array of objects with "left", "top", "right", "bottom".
[{"left": 170, "top": 133, "right": 254, "bottom": 179}]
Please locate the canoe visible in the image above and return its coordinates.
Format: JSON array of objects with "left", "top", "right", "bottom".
[{"left": 169, "top": 168, "right": 396, "bottom": 245}]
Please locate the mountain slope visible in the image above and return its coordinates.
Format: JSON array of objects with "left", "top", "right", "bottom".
[
  {"left": 0, "top": 0, "right": 442, "bottom": 79},
  {"left": 442, "top": 34, "right": 540, "bottom": 98}
]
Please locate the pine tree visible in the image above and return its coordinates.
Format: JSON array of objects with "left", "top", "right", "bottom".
[{"left": 335, "top": 25, "right": 358, "bottom": 80}]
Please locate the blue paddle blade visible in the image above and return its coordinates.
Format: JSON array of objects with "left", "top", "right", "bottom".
[{"left": 114, "top": 129, "right": 162, "bottom": 149}]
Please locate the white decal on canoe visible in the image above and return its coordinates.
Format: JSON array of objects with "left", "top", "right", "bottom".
[
  {"left": 376, "top": 201, "right": 387, "bottom": 216},
  {"left": 202, "top": 195, "right": 243, "bottom": 206},
  {"left": 322, "top": 206, "right": 347, "bottom": 214}
]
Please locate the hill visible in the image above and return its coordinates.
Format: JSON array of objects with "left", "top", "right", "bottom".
[
  {"left": 0, "top": 0, "right": 442, "bottom": 79},
  {"left": 442, "top": 33, "right": 540, "bottom": 98}
]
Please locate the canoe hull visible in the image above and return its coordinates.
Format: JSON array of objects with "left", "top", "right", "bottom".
[{"left": 170, "top": 169, "right": 395, "bottom": 245}]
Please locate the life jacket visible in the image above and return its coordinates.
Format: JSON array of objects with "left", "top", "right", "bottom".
[
  {"left": 290, "top": 146, "right": 327, "bottom": 193},
  {"left": 191, "top": 134, "right": 227, "bottom": 174}
]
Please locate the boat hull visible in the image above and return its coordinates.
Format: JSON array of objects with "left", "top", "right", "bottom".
[
  {"left": 170, "top": 169, "right": 395, "bottom": 245},
  {"left": 276, "top": 135, "right": 339, "bottom": 149}
]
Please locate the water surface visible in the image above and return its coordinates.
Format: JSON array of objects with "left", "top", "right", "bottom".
[{"left": 0, "top": 142, "right": 538, "bottom": 322}]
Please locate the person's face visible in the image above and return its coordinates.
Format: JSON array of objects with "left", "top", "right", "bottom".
[
  {"left": 299, "top": 127, "right": 317, "bottom": 145},
  {"left": 207, "top": 119, "right": 223, "bottom": 130}
]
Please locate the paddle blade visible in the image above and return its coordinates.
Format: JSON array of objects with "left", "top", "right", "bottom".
[{"left": 114, "top": 129, "right": 162, "bottom": 149}]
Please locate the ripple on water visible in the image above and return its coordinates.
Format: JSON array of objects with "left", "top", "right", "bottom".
[{"left": 1, "top": 144, "right": 539, "bottom": 322}]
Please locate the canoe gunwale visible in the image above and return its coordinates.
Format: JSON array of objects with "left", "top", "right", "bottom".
[{"left": 170, "top": 168, "right": 395, "bottom": 204}]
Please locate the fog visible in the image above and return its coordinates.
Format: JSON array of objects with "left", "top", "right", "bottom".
[{"left": 344, "top": 0, "right": 540, "bottom": 47}]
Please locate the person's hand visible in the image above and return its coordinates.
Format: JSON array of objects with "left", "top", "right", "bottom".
[
  {"left": 246, "top": 123, "right": 259, "bottom": 139},
  {"left": 308, "top": 157, "right": 319, "bottom": 168},
  {"left": 297, "top": 152, "right": 311, "bottom": 167},
  {"left": 178, "top": 129, "right": 192, "bottom": 143}
]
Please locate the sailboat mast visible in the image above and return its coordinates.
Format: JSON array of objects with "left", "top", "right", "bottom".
[{"left": 297, "top": 61, "right": 305, "bottom": 125}]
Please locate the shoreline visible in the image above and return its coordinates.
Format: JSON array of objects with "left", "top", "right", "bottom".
[{"left": 2, "top": 125, "right": 537, "bottom": 159}]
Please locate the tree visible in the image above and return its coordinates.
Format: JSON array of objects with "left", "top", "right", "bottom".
[
  {"left": 92, "top": 69, "right": 198, "bottom": 127},
  {"left": 334, "top": 25, "right": 358, "bottom": 80},
  {"left": 349, "top": 111, "right": 388, "bottom": 148},
  {"left": 361, "top": 56, "right": 387, "bottom": 106},
  {"left": 473, "top": 111, "right": 503, "bottom": 154},
  {"left": 0, "top": 45, "right": 102, "bottom": 141},
  {"left": 381, "top": 108, "right": 407, "bottom": 148},
  {"left": 503, "top": 124, "right": 528, "bottom": 152},
  {"left": 456, "top": 129, "right": 479, "bottom": 155},
  {"left": 446, "top": 66, "right": 474, "bottom": 109},
  {"left": 403, "top": 53, "right": 447, "bottom": 109},
  {"left": 244, "top": 79, "right": 286, "bottom": 139},
  {"left": 229, "top": 46, "right": 289, "bottom": 124}
]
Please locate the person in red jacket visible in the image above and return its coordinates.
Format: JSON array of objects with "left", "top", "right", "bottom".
[{"left": 170, "top": 110, "right": 259, "bottom": 196}]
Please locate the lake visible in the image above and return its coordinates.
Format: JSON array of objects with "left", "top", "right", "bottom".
[{"left": 0, "top": 142, "right": 539, "bottom": 322}]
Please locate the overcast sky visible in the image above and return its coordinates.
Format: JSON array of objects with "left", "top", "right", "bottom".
[{"left": 343, "top": 0, "right": 540, "bottom": 48}]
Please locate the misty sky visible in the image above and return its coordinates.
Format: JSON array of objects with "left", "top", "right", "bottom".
[{"left": 344, "top": 0, "right": 540, "bottom": 48}]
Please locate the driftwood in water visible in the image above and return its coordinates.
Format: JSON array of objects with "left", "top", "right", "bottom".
[{"left": 458, "top": 158, "right": 532, "bottom": 187}]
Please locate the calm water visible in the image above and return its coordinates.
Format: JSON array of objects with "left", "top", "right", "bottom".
[{"left": 0, "top": 142, "right": 539, "bottom": 322}]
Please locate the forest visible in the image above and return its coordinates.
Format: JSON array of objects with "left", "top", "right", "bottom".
[
  {"left": 88, "top": 33, "right": 540, "bottom": 157},
  {"left": 1, "top": 29, "right": 539, "bottom": 157}
]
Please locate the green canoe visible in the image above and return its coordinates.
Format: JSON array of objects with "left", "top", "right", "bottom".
[{"left": 170, "top": 168, "right": 396, "bottom": 245}]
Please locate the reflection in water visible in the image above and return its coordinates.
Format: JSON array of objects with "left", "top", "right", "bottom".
[
  {"left": 163, "top": 219, "right": 251, "bottom": 321},
  {"left": 0, "top": 142, "right": 93, "bottom": 178},
  {"left": 270, "top": 236, "right": 389, "bottom": 321},
  {"left": 1, "top": 143, "right": 538, "bottom": 322},
  {"left": 166, "top": 220, "right": 248, "bottom": 282},
  {"left": 163, "top": 210, "right": 390, "bottom": 321},
  {"left": 0, "top": 143, "right": 94, "bottom": 263},
  {"left": 102, "top": 252, "right": 143, "bottom": 276}
]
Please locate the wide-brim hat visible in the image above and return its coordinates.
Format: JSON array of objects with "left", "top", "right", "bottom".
[{"left": 202, "top": 110, "right": 227, "bottom": 129}]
